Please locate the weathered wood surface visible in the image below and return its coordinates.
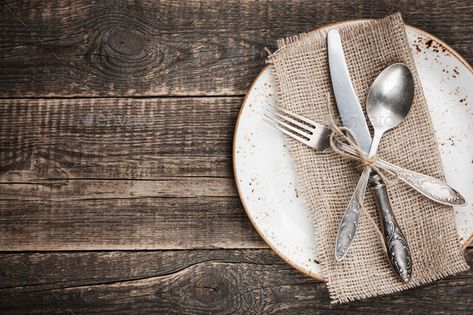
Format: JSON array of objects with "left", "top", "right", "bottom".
[
  {"left": 0, "top": 0, "right": 472, "bottom": 97},
  {"left": 0, "top": 98, "right": 239, "bottom": 179},
  {"left": 0, "top": 249, "right": 471, "bottom": 314},
  {"left": 0, "top": 197, "right": 265, "bottom": 250},
  {"left": 0, "top": 97, "right": 265, "bottom": 250},
  {"left": 1, "top": 0, "right": 472, "bottom": 312}
]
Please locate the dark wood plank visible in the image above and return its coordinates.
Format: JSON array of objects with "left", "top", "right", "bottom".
[
  {"left": 0, "top": 178, "right": 237, "bottom": 200},
  {"left": 0, "top": 196, "right": 264, "bottom": 250},
  {"left": 0, "top": 97, "right": 239, "bottom": 179},
  {"left": 0, "top": 97, "right": 264, "bottom": 250},
  {"left": 0, "top": 0, "right": 471, "bottom": 97},
  {"left": 0, "top": 248, "right": 471, "bottom": 314}
]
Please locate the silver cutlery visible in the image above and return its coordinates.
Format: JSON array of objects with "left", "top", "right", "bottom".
[
  {"left": 264, "top": 87, "right": 468, "bottom": 283},
  {"left": 327, "top": 29, "right": 391, "bottom": 264},
  {"left": 357, "top": 63, "right": 414, "bottom": 282},
  {"left": 327, "top": 29, "right": 412, "bottom": 282},
  {"left": 262, "top": 106, "right": 465, "bottom": 208}
]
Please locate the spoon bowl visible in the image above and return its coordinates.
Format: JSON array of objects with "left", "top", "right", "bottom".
[{"left": 367, "top": 63, "right": 415, "bottom": 134}]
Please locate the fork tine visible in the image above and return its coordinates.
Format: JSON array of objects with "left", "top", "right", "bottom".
[
  {"left": 263, "top": 115, "right": 310, "bottom": 145},
  {"left": 265, "top": 105, "right": 333, "bottom": 141},
  {"left": 272, "top": 111, "right": 314, "bottom": 135},
  {"left": 263, "top": 107, "right": 313, "bottom": 135},
  {"left": 263, "top": 113, "right": 312, "bottom": 139},
  {"left": 266, "top": 104, "right": 319, "bottom": 129}
]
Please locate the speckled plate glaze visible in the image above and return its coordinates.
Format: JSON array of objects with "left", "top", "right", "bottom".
[{"left": 233, "top": 22, "right": 473, "bottom": 281}]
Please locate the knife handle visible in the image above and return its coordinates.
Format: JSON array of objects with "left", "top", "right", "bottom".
[
  {"left": 370, "top": 173, "right": 412, "bottom": 282},
  {"left": 335, "top": 168, "right": 371, "bottom": 261}
]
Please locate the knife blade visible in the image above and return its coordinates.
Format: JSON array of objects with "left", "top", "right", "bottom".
[
  {"left": 327, "top": 29, "right": 412, "bottom": 282},
  {"left": 327, "top": 30, "right": 372, "bottom": 153}
]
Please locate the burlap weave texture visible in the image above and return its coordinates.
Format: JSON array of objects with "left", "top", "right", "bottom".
[{"left": 268, "top": 13, "right": 468, "bottom": 303}]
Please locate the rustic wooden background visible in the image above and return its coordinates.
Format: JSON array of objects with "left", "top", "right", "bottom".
[{"left": 0, "top": 0, "right": 472, "bottom": 313}]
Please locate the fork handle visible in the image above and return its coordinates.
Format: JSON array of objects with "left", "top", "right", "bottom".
[
  {"left": 336, "top": 142, "right": 465, "bottom": 206},
  {"left": 375, "top": 159, "right": 465, "bottom": 206},
  {"left": 370, "top": 173, "right": 412, "bottom": 282}
]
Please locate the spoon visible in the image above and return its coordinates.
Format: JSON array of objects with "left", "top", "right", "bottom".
[
  {"left": 366, "top": 63, "right": 414, "bottom": 282},
  {"left": 366, "top": 63, "right": 414, "bottom": 157},
  {"left": 336, "top": 63, "right": 414, "bottom": 282}
]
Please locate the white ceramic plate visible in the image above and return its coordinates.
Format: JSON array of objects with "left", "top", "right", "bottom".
[{"left": 233, "top": 22, "right": 473, "bottom": 281}]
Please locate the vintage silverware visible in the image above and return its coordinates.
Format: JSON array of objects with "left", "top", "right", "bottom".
[
  {"left": 354, "top": 63, "right": 414, "bottom": 282},
  {"left": 262, "top": 106, "right": 466, "bottom": 207},
  {"left": 327, "top": 29, "right": 400, "bottom": 266}
]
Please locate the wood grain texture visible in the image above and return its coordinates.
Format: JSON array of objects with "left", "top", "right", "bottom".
[
  {"left": 1, "top": 1, "right": 472, "bottom": 312},
  {"left": 0, "top": 196, "right": 265, "bottom": 250},
  {"left": 0, "top": 0, "right": 472, "bottom": 97},
  {"left": 0, "top": 97, "right": 239, "bottom": 179},
  {"left": 0, "top": 178, "right": 237, "bottom": 200},
  {"left": 0, "top": 97, "right": 263, "bottom": 250},
  {"left": 0, "top": 249, "right": 471, "bottom": 314}
]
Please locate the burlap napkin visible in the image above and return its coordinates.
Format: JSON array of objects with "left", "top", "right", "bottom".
[{"left": 268, "top": 13, "right": 468, "bottom": 303}]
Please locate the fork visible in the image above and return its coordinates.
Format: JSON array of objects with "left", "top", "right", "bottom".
[{"left": 262, "top": 106, "right": 466, "bottom": 207}]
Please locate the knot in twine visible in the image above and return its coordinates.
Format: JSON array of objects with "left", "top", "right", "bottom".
[
  {"left": 328, "top": 120, "right": 399, "bottom": 251},
  {"left": 328, "top": 120, "right": 398, "bottom": 185}
]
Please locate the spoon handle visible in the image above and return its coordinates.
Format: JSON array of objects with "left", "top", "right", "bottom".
[
  {"left": 335, "top": 168, "right": 413, "bottom": 282},
  {"left": 370, "top": 174, "right": 412, "bottom": 282}
]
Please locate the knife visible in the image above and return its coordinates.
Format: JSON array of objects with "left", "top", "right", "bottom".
[{"left": 327, "top": 29, "right": 412, "bottom": 282}]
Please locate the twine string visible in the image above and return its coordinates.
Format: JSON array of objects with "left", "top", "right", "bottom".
[
  {"left": 325, "top": 111, "right": 398, "bottom": 250},
  {"left": 328, "top": 120, "right": 398, "bottom": 185}
]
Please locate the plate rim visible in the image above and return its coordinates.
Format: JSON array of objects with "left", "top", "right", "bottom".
[{"left": 233, "top": 20, "right": 473, "bottom": 282}]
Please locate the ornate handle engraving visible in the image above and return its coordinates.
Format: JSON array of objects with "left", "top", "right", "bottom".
[
  {"left": 334, "top": 142, "right": 465, "bottom": 263},
  {"left": 377, "top": 160, "right": 466, "bottom": 206},
  {"left": 336, "top": 142, "right": 466, "bottom": 206},
  {"left": 335, "top": 168, "right": 370, "bottom": 261},
  {"left": 371, "top": 174, "right": 412, "bottom": 282}
]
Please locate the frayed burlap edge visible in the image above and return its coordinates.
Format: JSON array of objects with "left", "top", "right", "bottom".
[{"left": 267, "top": 13, "right": 469, "bottom": 304}]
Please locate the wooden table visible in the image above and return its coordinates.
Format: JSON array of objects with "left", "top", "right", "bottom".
[{"left": 0, "top": 1, "right": 472, "bottom": 313}]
